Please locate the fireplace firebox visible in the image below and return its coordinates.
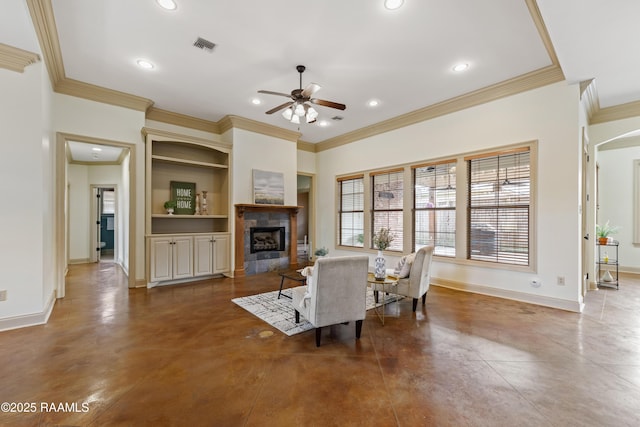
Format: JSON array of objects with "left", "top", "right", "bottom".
[{"left": 250, "top": 227, "right": 286, "bottom": 253}]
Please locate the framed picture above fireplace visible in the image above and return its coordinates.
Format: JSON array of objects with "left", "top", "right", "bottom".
[{"left": 253, "top": 169, "right": 284, "bottom": 205}]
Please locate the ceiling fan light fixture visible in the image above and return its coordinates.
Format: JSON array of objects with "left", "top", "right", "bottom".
[
  {"left": 294, "top": 103, "right": 306, "bottom": 117},
  {"left": 290, "top": 114, "right": 300, "bottom": 124},
  {"left": 282, "top": 108, "right": 293, "bottom": 120},
  {"left": 307, "top": 107, "right": 319, "bottom": 122}
]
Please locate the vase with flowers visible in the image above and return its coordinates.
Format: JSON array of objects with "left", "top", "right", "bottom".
[{"left": 373, "top": 228, "right": 394, "bottom": 280}]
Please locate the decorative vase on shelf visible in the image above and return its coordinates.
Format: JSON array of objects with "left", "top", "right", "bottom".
[
  {"left": 201, "top": 191, "right": 208, "bottom": 215},
  {"left": 374, "top": 250, "right": 386, "bottom": 280},
  {"left": 195, "top": 193, "right": 201, "bottom": 215},
  {"left": 602, "top": 270, "right": 614, "bottom": 282},
  {"left": 166, "top": 208, "right": 174, "bottom": 215}
]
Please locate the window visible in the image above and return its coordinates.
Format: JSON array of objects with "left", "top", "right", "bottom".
[
  {"left": 414, "top": 161, "right": 456, "bottom": 256},
  {"left": 102, "top": 190, "right": 115, "bottom": 214},
  {"left": 467, "top": 148, "right": 530, "bottom": 265},
  {"left": 338, "top": 176, "right": 364, "bottom": 247},
  {"left": 371, "top": 170, "right": 403, "bottom": 251}
]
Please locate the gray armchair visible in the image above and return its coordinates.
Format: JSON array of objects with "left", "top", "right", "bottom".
[
  {"left": 291, "top": 256, "right": 369, "bottom": 347},
  {"left": 371, "top": 245, "right": 434, "bottom": 312}
]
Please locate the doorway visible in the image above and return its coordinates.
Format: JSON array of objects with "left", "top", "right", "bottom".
[
  {"left": 91, "top": 186, "right": 117, "bottom": 263},
  {"left": 297, "top": 173, "right": 315, "bottom": 262}
]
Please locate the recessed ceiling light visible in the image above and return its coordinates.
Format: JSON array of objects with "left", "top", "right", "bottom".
[
  {"left": 367, "top": 99, "right": 380, "bottom": 107},
  {"left": 156, "top": 0, "right": 177, "bottom": 11},
  {"left": 136, "top": 59, "right": 154, "bottom": 69},
  {"left": 317, "top": 120, "right": 330, "bottom": 127},
  {"left": 384, "top": 0, "right": 404, "bottom": 10},
  {"left": 453, "top": 63, "right": 469, "bottom": 72},
  {"left": 92, "top": 147, "right": 102, "bottom": 152},
  {"left": 251, "top": 98, "right": 261, "bottom": 105}
]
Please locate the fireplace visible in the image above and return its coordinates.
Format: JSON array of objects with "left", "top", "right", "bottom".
[{"left": 250, "top": 227, "right": 285, "bottom": 253}]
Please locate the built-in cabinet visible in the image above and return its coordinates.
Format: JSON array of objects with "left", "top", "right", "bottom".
[
  {"left": 143, "top": 128, "right": 232, "bottom": 286},
  {"left": 194, "top": 233, "right": 231, "bottom": 276},
  {"left": 149, "top": 235, "right": 194, "bottom": 282}
]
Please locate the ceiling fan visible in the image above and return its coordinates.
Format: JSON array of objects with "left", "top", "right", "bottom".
[{"left": 258, "top": 65, "right": 346, "bottom": 124}]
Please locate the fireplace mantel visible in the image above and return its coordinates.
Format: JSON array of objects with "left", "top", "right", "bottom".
[{"left": 234, "top": 204, "right": 302, "bottom": 277}]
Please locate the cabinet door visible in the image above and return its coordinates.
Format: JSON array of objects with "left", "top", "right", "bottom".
[
  {"left": 213, "top": 233, "right": 231, "bottom": 274},
  {"left": 172, "top": 236, "right": 194, "bottom": 279},
  {"left": 194, "top": 235, "right": 214, "bottom": 277},
  {"left": 150, "top": 237, "right": 173, "bottom": 282}
]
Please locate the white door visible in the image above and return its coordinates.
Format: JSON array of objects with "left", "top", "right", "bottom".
[
  {"left": 213, "top": 233, "right": 230, "bottom": 274},
  {"left": 194, "top": 235, "right": 214, "bottom": 276},
  {"left": 150, "top": 237, "right": 173, "bottom": 282},
  {"left": 172, "top": 236, "right": 194, "bottom": 279}
]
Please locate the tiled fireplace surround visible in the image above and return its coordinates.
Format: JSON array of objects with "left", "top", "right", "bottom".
[{"left": 234, "top": 204, "right": 300, "bottom": 277}]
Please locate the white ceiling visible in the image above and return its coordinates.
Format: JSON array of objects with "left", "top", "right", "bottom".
[
  {"left": 67, "top": 141, "right": 125, "bottom": 163},
  {"left": 5, "top": 0, "right": 640, "bottom": 144}
]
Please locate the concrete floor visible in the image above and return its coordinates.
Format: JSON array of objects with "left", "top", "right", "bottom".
[{"left": 1, "top": 262, "right": 639, "bottom": 426}]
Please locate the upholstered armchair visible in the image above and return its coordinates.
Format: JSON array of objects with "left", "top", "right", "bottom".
[
  {"left": 372, "top": 245, "right": 434, "bottom": 312},
  {"left": 291, "top": 255, "right": 369, "bottom": 347}
]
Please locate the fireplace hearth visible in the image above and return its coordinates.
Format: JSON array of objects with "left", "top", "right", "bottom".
[{"left": 250, "top": 227, "right": 285, "bottom": 253}]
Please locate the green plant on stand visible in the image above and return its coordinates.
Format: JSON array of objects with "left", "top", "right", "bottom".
[{"left": 596, "top": 220, "right": 619, "bottom": 245}]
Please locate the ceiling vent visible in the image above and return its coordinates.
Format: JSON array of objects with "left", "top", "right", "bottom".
[
  {"left": 193, "top": 37, "right": 216, "bottom": 52},
  {"left": 331, "top": 116, "right": 344, "bottom": 121}
]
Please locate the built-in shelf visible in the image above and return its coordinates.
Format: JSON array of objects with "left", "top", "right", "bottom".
[
  {"left": 151, "top": 155, "right": 228, "bottom": 169},
  {"left": 143, "top": 127, "right": 232, "bottom": 285},
  {"left": 152, "top": 214, "right": 228, "bottom": 219}
]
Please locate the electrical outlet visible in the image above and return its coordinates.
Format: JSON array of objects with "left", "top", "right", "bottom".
[
  {"left": 557, "top": 276, "right": 565, "bottom": 286},
  {"left": 0, "top": 290, "right": 6, "bottom": 301}
]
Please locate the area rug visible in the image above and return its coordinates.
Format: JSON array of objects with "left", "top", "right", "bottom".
[{"left": 231, "top": 288, "right": 399, "bottom": 336}]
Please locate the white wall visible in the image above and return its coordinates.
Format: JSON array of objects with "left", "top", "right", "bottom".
[
  {"left": 120, "top": 152, "right": 130, "bottom": 271},
  {"left": 297, "top": 149, "right": 316, "bottom": 174},
  {"left": 67, "top": 164, "right": 123, "bottom": 262},
  {"left": 316, "top": 81, "right": 583, "bottom": 310},
  {"left": 597, "top": 142, "right": 640, "bottom": 272},
  {"left": 232, "top": 129, "right": 298, "bottom": 205},
  {"left": 54, "top": 94, "right": 146, "bottom": 282},
  {"left": 0, "top": 61, "right": 55, "bottom": 322}
]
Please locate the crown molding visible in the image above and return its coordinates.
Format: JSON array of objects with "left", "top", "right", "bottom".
[
  {"left": 26, "top": 0, "right": 64, "bottom": 84},
  {"left": 218, "top": 115, "right": 300, "bottom": 142},
  {"left": 146, "top": 107, "right": 220, "bottom": 134},
  {"left": 316, "top": 65, "right": 564, "bottom": 152},
  {"left": 297, "top": 140, "right": 316, "bottom": 152},
  {"left": 525, "top": 0, "right": 562, "bottom": 68},
  {"left": 0, "top": 43, "right": 40, "bottom": 73},
  {"left": 591, "top": 100, "right": 640, "bottom": 124},
  {"left": 55, "top": 78, "right": 153, "bottom": 112}
]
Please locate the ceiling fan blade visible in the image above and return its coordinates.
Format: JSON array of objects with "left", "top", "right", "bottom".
[
  {"left": 258, "top": 90, "right": 291, "bottom": 98},
  {"left": 301, "top": 82, "right": 321, "bottom": 98},
  {"left": 265, "top": 101, "right": 293, "bottom": 114},
  {"left": 310, "top": 98, "right": 346, "bottom": 110}
]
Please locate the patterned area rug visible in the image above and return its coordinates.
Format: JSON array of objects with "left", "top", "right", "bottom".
[{"left": 232, "top": 288, "right": 399, "bottom": 336}]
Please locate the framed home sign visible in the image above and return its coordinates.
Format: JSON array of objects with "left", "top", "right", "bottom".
[{"left": 170, "top": 181, "right": 196, "bottom": 215}]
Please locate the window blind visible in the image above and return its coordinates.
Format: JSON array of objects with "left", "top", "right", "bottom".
[
  {"left": 372, "top": 171, "right": 403, "bottom": 251},
  {"left": 338, "top": 177, "right": 364, "bottom": 247},
  {"left": 468, "top": 150, "right": 530, "bottom": 265},
  {"left": 413, "top": 161, "right": 456, "bottom": 256}
]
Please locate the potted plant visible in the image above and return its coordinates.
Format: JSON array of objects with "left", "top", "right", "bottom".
[
  {"left": 314, "top": 247, "right": 329, "bottom": 258},
  {"left": 596, "top": 220, "right": 619, "bottom": 245},
  {"left": 373, "top": 228, "right": 395, "bottom": 280},
  {"left": 164, "top": 200, "right": 177, "bottom": 215}
]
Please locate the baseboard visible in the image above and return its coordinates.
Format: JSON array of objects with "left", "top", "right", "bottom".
[
  {"left": 69, "top": 258, "right": 91, "bottom": 264},
  {"left": 0, "top": 290, "right": 57, "bottom": 332},
  {"left": 620, "top": 266, "right": 640, "bottom": 275},
  {"left": 431, "top": 277, "right": 584, "bottom": 313}
]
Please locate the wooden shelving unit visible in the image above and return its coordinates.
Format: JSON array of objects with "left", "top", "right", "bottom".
[{"left": 143, "top": 128, "right": 232, "bottom": 285}]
